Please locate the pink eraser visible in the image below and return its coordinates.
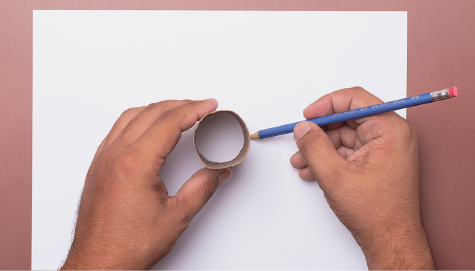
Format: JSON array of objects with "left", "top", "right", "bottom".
[{"left": 448, "top": 86, "right": 459, "bottom": 97}]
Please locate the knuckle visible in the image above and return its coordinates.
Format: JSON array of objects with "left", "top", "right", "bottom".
[
  {"left": 350, "top": 87, "right": 372, "bottom": 101},
  {"left": 158, "top": 107, "right": 178, "bottom": 122},
  {"left": 351, "top": 86, "right": 366, "bottom": 92},
  {"left": 396, "top": 118, "right": 412, "bottom": 139},
  {"left": 138, "top": 100, "right": 177, "bottom": 118},
  {"left": 110, "top": 147, "right": 142, "bottom": 180},
  {"left": 402, "top": 121, "right": 418, "bottom": 150},
  {"left": 177, "top": 212, "right": 194, "bottom": 232},
  {"left": 147, "top": 101, "right": 162, "bottom": 108},
  {"left": 121, "top": 107, "right": 142, "bottom": 118},
  {"left": 147, "top": 100, "right": 180, "bottom": 111},
  {"left": 158, "top": 107, "right": 172, "bottom": 118},
  {"left": 337, "top": 86, "right": 366, "bottom": 95},
  {"left": 140, "top": 102, "right": 164, "bottom": 116},
  {"left": 114, "top": 108, "right": 143, "bottom": 129},
  {"left": 146, "top": 101, "right": 165, "bottom": 110},
  {"left": 401, "top": 119, "right": 412, "bottom": 133}
]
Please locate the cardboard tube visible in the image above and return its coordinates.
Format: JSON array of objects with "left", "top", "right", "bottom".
[{"left": 193, "top": 110, "right": 250, "bottom": 169}]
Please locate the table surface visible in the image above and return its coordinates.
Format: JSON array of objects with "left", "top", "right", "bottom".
[{"left": 1, "top": 0, "right": 474, "bottom": 269}]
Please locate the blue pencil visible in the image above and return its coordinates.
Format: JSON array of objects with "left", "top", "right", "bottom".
[{"left": 250, "top": 87, "right": 459, "bottom": 139}]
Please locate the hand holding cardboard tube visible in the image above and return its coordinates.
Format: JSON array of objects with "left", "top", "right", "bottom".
[
  {"left": 61, "top": 99, "right": 232, "bottom": 270},
  {"left": 61, "top": 89, "right": 435, "bottom": 270}
]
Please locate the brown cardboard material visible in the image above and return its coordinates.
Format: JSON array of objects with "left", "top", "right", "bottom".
[{"left": 193, "top": 110, "right": 250, "bottom": 169}]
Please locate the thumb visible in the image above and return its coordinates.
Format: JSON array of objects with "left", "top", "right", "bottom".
[
  {"left": 294, "top": 121, "right": 348, "bottom": 190},
  {"left": 173, "top": 167, "right": 232, "bottom": 220}
]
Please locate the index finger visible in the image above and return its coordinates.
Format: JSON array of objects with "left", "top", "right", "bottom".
[
  {"left": 303, "top": 87, "right": 383, "bottom": 130},
  {"left": 132, "top": 99, "right": 218, "bottom": 170}
]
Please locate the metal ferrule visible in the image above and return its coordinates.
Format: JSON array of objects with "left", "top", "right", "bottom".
[{"left": 430, "top": 88, "right": 451, "bottom": 102}]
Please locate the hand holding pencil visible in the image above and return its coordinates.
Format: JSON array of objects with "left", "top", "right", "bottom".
[{"left": 290, "top": 87, "right": 435, "bottom": 269}]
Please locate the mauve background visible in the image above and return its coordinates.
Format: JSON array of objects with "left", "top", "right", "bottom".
[{"left": 0, "top": 0, "right": 474, "bottom": 269}]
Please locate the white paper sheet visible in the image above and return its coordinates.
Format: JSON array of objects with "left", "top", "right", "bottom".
[{"left": 33, "top": 10, "right": 407, "bottom": 269}]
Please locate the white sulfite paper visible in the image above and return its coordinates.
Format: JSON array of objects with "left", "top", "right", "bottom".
[{"left": 33, "top": 10, "right": 407, "bottom": 269}]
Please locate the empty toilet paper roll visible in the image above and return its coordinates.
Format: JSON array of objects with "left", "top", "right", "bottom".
[{"left": 193, "top": 110, "right": 250, "bottom": 169}]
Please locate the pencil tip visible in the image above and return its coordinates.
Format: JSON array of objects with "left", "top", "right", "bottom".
[{"left": 250, "top": 132, "right": 260, "bottom": 140}]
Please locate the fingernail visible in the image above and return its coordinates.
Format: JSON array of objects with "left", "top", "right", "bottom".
[
  {"left": 218, "top": 168, "right": 232, "bottom": 186},
  {"left": 294, "top": 122, "right": 312, "bottom": 141}
]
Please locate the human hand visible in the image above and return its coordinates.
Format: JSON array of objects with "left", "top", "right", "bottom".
[
  {"left": 290, "top": 87, "right": 435, "bottom": 269},
  {"left": 61, "top": 99, "right": 232, "bottom": 270}
]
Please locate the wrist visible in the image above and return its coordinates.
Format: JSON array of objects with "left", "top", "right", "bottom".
[
  {"left": 60, "top": 254, "right": 85, "bottom": 270},
  {"left": 60, "top": 247, "right": 97, "bottom": 270},
  {"left": 362, "top": 225, "right": 435, "bottom": 269},
  {"left": 61, "top": 251, "right": 123, "bottom": 270},
  {"left": 60, "top": 242, "right": 123, "bottom": 270}
]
